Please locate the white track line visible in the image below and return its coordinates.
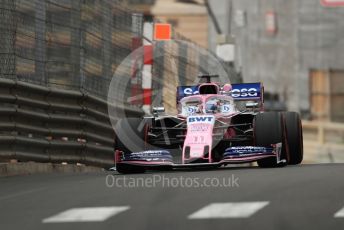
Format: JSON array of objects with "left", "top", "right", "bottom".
[
  {"left": 334, "top": 206, "right": 344, "bottom": 218},
  {"left": 42, "top": 206, "right": 130, "bottom": 223},
  {"left": 188, "top": 202, "right": 269, "bottom": 219}
]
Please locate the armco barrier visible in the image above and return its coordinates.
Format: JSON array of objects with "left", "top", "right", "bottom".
[
  {"left": 0, "top": 78, "right": 143, "bottom": 167},
  {"left": 302, "top": 120, "right": 344, "bottom": 163}
]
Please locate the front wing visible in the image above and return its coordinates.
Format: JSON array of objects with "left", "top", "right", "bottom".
[{"left": 115, "top": 143, "right": 284, "bottom": 170}]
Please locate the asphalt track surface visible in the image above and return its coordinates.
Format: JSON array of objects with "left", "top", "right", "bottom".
[{"left": 1, "top": 164, "right": 344, "bottom": 230}]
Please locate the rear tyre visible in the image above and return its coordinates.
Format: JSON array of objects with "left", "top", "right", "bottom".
[
  {"left": 116, "top": 163, "right": 145, "bottom": 174},
  {"left": 284, "top": 112, "right": 303, "bottom": 165},
  {"left": 254, "top": 112, "right": 288, "bottom": 168},
  {"left": 114, "top": 118, "right": 147, "bottom": 174}
]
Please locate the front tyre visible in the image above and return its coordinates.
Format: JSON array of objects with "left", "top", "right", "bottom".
[
  {"left": 284, "top": 112, "right": 303, "bottom": 165},
  {"left": 114, "top": 118, "right": 147, "bottom": 154},
  {"left": 254, "top": 112, "right": 288, "bottom": 168},
  {"left": 116, "top": 163, "right": 145, "bottom": 174},
  {"left": 114, "top": 118, "right": 147, "bottom": 174}
]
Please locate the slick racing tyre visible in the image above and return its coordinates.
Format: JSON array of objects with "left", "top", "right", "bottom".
[
  {"left": 254, "top": 112, "right": 288, "bottom": 168},
  {"left": 115, "top": 118, "right": 147, "bottom": 174},
  {"left": 116, "top": 163, "right": 145, "bottom": 174},
  {"left": 115, "top": 118, "right": 147, "bottom": 154},
  {"left": 283, "top": 112, "right": 303, "bottom": 165}
]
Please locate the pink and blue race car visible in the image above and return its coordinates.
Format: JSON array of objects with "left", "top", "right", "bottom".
[{"left": 114, "top": 75, "right": 303, "bottom": 174}]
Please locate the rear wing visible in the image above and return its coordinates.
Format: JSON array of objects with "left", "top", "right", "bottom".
[
  {"left": 231, "top": 82, "right": 264, "bottom": 102},
  {"left": 176, "top": 85, "right": 199, "bottom": 104},
  {"left": 176, "top": 82, "right": 264, "bottom": 103}
]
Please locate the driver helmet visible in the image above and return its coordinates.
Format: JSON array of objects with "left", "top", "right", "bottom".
[{"left": 223, "top": 84, "right": 232, "bottom": 93}]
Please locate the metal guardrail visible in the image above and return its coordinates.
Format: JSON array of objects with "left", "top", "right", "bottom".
[
  {"left": 302, "top": 120, "right": 344, "bottom": 145},
  {"left": 0, "top": 78, "right": 143, "bottom": 167},
  {"left": 302, "top": 120, "right": 344, "bottom": 163}
]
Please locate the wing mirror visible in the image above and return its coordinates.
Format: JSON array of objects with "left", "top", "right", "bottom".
[
  {"left": 152, "top": 106, "right": 165, "bottom": 116},
  {"left": 245, "top": 102, "right": 259, "bottom": 109}
]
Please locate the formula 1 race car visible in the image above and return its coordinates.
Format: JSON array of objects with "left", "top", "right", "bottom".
[{"left": 114, "top": 75, "right": 303, "bottom": 174}]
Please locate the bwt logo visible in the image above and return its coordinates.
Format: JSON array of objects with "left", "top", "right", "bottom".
[
  {"left": 231, "top": 88, "right": 258, "bottom": 98},
  {"left": 183, "top": 88, "right": 199, "bottom": 95},
  {"left": 188, "top": 116, "right": 213, "bottom": 123}
]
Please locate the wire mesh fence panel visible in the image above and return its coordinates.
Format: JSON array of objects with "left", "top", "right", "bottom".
[
  {"left": 1, "top": 0, "right": 140, "bottom": 101},
  {"left": 0, "top": 0, "right": 17, "bottom": 80},
  {"left": 1, "top": 0, "right": 238, "bottom": 112}
]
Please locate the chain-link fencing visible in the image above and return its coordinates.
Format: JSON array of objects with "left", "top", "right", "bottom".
[
  {"left": 1, "top": 0, "right": 239, "bottom": 108},
  {"left": 1, "top": 0, "right": 137, "bottom": 100}
]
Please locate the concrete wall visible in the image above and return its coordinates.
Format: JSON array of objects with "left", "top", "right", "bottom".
[
  {"left": 208, "top": 0, "right": 344, "bottom": 115},
  {"left": 297, "top": 1, "right": 344, "bottom": 114}
]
